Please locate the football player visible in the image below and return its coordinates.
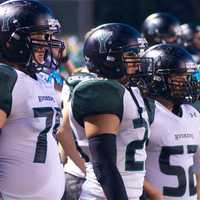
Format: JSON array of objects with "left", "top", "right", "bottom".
[
  {"left": 140, "top": 44, "right": 200, "bottom": 200},
  {"left": 0, "top": 0, "right": 66, "bottom": 199},
  {"left": 141, "top": 12, "right": 180, "bottom": 46},
  {"left": 176, "top": 23, "right": 200, "bottom": 64},
  {"left": 68, "top": 23, "right": 152, "bottom": 200},
  {"left": 59, "top": 72, "right": 94, "bottom": 200}
]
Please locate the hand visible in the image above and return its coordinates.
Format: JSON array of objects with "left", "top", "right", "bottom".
[
  {"left": 78, "top": 157, "right": 86, "bottom": 175},
  {"left": 143, "top": 179, "right": 165, "bottom": 200},
  {"left": 148, "top": 192, "right": 165, "bottom": 200}
]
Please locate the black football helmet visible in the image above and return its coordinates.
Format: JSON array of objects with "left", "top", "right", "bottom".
[
  {"left": 83, "top": 23, "right": 150, "bottom": 80},
  {"left": 141, "top": 12, "right": 180, "bottom": 46},
  {"left": 177, "top": 24, "right": 194, "bottom": 47},
  {"left": 0, "top": 0, "right": 64, "bottom": 73},
  {"left": 142, "top": 44, "right": 200, "bottom": 103},
  {"left": 176, "top": 23, "right": 200, "bottom": 64}
]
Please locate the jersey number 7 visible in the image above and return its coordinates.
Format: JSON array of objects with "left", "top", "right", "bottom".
[{"left": 33, "top": 107, "right": 62, "bottom": 163}]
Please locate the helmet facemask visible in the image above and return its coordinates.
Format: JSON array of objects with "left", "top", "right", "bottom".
[
  {"left": 86, "top": 43, "right": 147, "bottom": 80},
  {"left": 28, "top": 32, "right": 65, "bottom": 73},
  {"left": 151, "top": 65, "right": 200, "bottom": 104},
  {"left": 122, "top": 43, "right": 154, "bottom": 88},
  {"left": 167, "top": 72, "right": 200, "bottom": 103},
  {"left": 101, "top": 38, "right": 149, "bottom": 81}
]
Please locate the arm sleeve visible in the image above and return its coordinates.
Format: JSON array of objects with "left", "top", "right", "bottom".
[{"left": 89, "top": 134, "right": 128, "bottom": 200}]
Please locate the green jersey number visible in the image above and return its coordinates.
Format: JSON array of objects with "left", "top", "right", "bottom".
[
  {"left": 33, "top": 107, "right": 62, "bottom": 163},
  {"left": 125, "top": 118, "right": 149, "bottom": 171}
]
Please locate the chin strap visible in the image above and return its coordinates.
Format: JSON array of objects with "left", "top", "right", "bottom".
[{"left": 126, "top": 85, "right": 143, "bottom": 123}]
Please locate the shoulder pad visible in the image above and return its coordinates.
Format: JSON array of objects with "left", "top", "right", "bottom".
[
  {"left": 71, "top": 79, "right": 125, "bottom": 126},
  {"left": 0, "top": 64, "right": 17, "bottom": 116},
  {"left": 65, "top": 72, "right": 97, "bottom": 88}
]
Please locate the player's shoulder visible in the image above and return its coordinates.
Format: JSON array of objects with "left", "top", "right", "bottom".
[
  {"left": 65, "top": 72, "right": 97, "bottom": 88},
  {"left": 0, "top": 63, "right": 17, "bottom": 79},
  {"left": 0, "top": 63, "right": 18, "bottom": 89},
  {"left": 64, "top": 71, "right": 98, "bottom": 101},
  {"left": 71, "top": 77, "right": 125, "bottom": 126},
  {"left": 0, "top": 63, "right": 18, "bottom": 116},
  {"left": 74, "top": 76, "right": 125, "bottom": 96}
]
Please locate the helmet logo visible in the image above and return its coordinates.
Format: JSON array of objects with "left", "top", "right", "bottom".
[
  {"left": 97, "top": 30, "right": 112, "bottom": 53},
  {"left": 138, "top": 38, "right": 147, "bottom": 46},
  {"left": 186, "top": 62, "right": 197, "bottom": 72},
  {"left": 2, "top": 8, "right": 11, "bottom": 31},
  {"left": 48, "top": 19, "right": 61, "bottom": 31}
]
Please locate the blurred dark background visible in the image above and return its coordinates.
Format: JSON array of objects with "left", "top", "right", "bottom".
[
  {"left": 1, "top": 0, "right": 200, "bottom": 38},
  {"left": 40, "top": 0, "right": 200, "bottom": 38}
]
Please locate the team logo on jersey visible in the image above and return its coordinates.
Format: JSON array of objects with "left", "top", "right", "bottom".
[
  {"left": 175, "top": 133, "right": 194, "bottom": 140},
  {"left": 38, "top": 96, "right": 55, "bottom": 103},
  {"left": 97, "top": 30, "right": 113, "bottom": 53}
]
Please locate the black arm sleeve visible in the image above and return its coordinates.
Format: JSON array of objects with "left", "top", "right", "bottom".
[{"left": 89, "top": 134, "right": 128, "bottom": 200}]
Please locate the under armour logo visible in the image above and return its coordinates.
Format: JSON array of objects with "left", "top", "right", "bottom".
[{"left": 189, "top": 112, "right": 197, "bottom": 118}]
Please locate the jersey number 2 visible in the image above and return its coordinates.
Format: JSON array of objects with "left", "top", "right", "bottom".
[{"left": 125, "top": 118, "right": 149, "bottom": 171}]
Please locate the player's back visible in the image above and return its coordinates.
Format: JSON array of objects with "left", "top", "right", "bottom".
[
  {"left": 70, "top": 77, "right": 150, "bottom": 199},
  {"left": 0, "top": 64, "right": 65, "bottom": 200},
  {"left": 145, "top": 99, "right": 200, "bottom": 200}
]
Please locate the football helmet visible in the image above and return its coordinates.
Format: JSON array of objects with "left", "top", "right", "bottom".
[
  {"left": 176, "top": 23, "right": 200, "bottom": 64},
  {"left": 142, "top": 44, "right": 200, "bottom": 103},
  {"left": 0, "top": 0, "right": 64, "bottom": 73},
  {"left": 141, "top": 12, "right": 180, "bottom": 46},
  {"left": 177, "top": 24, "right": 194, "bottom": 47},
  {"left": 83, "top": 23, "right": 150, "bottom": 80}
]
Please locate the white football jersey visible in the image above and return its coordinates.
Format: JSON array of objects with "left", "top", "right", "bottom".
[
  {"left": 0, "top": 65, "right": 65, "bottom": 200},
  {"left": 70, "top": 78, "right": 150, "bottom": 199},
  {"left": 145, "top": 100, "right": 200, "bottom": 200},
  {"left": 61, "top": 82, "right": 85, "bottom": 178}
]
